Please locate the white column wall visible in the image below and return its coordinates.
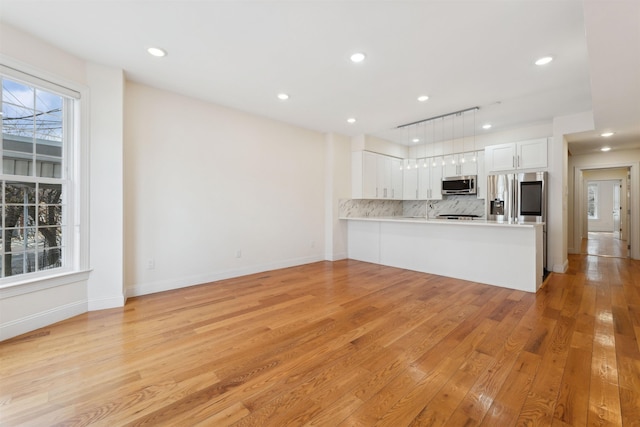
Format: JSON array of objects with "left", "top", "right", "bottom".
[
  {"left": 124, "top": 82, "right": 327, "bottom": 296},
  {"left": 550, "top": 111, "right": 595, "bottom": 272},
  {"left": 86, "top": 63, "right": 126, "bottom": 310},
  {"left": 324, "top": 133, "right": 351, "bottom": 261}
]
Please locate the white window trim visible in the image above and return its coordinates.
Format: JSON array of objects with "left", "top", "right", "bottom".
[{"left": 0, "top": 55, "right": 90, "bottom": 291}]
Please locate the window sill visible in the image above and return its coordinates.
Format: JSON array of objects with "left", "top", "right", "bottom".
[{"left": 0, "top": 270, "right": 92, "bottom": 299}]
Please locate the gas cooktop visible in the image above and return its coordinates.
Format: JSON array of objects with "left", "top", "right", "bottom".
[{"left": 437, "top": 214, "right": 480, "bottom": 220}]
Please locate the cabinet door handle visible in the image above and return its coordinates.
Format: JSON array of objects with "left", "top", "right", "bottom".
[
  {"left": 416, "top": 189, "right": 418, "bottom": 199},
  {"left": 512, "top": 156, "right": 515, "bottom": 168}
]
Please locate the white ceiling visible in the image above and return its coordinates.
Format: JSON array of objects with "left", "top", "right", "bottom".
[{"left": 1, "top": 1, "right": 638, "bottom": 156}]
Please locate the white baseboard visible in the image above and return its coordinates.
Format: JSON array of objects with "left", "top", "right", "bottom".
[
  {"left": 88, "top": 294, "right": 126, "bottom": 311},
  {"left": 127, "top": 255, "right": 325, "bottom": 298},
  {"left": 0, "top": 300, "right": 87, "bottom": 342},
  {"left": 325, "top": 251, "right": 348, "bottom": 261},
  {"left": 553, "top": 259, "right": 569, "bottom": 273}
]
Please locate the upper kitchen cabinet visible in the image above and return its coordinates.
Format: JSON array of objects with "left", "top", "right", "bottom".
[
  {"left": 390, "top": 157, "right": 403, "bottom": 200},
  {"left": 443, "top": 151, "right": 480, "bottom": 177},
  {"left": 476, "top": 150, "right": 486, "bottom": 199},
  {"left": 484, "top": 138, "right": 548, "bottom": 173},
  {"left": 402, "top": 159, "right": 419, "bottom": 200},
  {"left": 352, "top": 151, "right": 403, "bottom": 199},
  {"left": 420, "top": 157, "right": 443, "bottom": 200}
]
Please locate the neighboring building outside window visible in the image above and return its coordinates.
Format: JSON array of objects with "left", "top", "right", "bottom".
[
  {"left": 1, "top": 73, "right": 78, "bottom": 282},
  {"left": 587, "top": 182, "right": 598, "bottom": 219}
]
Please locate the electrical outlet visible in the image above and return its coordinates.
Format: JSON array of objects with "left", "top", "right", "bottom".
[
  {"left": 147, "top": 258, "right": 155, "bottom": 270},
  {"left": 310, "top": 240, "right": 315, "bottom": 248},
  {"left": 236, "top": 250, "right": 242, "bottom": 258}
]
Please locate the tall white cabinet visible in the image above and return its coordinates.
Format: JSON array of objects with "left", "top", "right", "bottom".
[{"left": 352, "top": 151, "right": 403, "bottom": 199}]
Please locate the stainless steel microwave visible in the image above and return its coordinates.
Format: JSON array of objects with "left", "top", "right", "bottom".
[{"left": 441, "top": 175, "right": 477, "bottom": 195}]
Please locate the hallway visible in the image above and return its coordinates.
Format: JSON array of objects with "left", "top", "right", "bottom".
[{"left": 581, "top": 231, "right": 628, "bottom": 258}]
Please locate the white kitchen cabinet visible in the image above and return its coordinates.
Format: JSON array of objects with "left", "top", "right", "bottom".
[
  {"left": 430, "top": 159, "right": 444, "bottom": 200},
  {"left": 390, "top": 157, "right": 403, "bottom": 200},
  {"left": 402, "top": 159, "right": 419, "bottom": 200},
  {"left": 417, "top": 157, "right": 443, "bottom": 200},
  {"left": 417, "top": 162, "right": 430, "bottom": 199},
  {"left": 351, "top": 151, "right": 378, "bottom": 199},
  {"left": 476, "top": 150, "right": 486, "bottom": 200},
  {"left": 352, "top": 151, "right": 403, "bottom": 199},
  {"left": 461, "top": 152, "right": 479, "bottom": 176},
  {"left": 443, "top": 155, "right": 458, "bottom": 178},
  {"left": 376, "top": 154, "right": 391, "bottom": 198},
  {"left": 517, "top": 138, "right": 548, "bottom": 170},
  {"left": 485, "top": 138, "right": 548, "bottom": 173},
  {"left": 444, "top": 152, "right": 479, "bottom": 177}
]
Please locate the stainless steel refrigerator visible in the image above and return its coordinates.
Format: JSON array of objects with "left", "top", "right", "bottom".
[{"left": 487, "top": 171, "right": 547, "bottom": 271}]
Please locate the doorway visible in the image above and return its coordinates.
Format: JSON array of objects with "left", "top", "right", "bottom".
[{"left": 582, "top": 170, "right": 630, "bottom": 258}]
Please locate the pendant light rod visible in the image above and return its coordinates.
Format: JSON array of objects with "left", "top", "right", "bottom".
[{"left": 397, "top": 106, "right": 480, "bottom": 129}]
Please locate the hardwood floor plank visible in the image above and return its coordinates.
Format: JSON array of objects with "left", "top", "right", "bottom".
[
  {"left": 552, "top": 346, "right": 591, "bottom": 426},
  {"left": 587, "top": 270, "right": 623, "bottom": 427},
  {"left": 478, "top": 350, "right": 540, "bottom": 427},
  {"left": 1, "top": 252, "right": 638, "bottom": 426}
]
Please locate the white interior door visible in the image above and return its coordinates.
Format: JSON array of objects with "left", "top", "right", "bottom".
[{"left": 613, "top": 180, "right": 621, "bottom": 239}]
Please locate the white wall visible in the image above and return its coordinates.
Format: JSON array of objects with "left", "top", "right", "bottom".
[
  {"left": 0, "top": 25, "right": 125, "bottom": 340},
  {"left": 325, "top": 133, "right": 351, "bottom": 260},
  {"left": 86, "top": 64, "right": 126, "bottom": 310},
  {"left": 352, "top": 134, "right": 409, "bottom": 158},
  {"left": 550, "top": 111, "right": 595, "bottom": 272},
  {"left": 124, "top": 82, "right": 328, "bottom": 296}
]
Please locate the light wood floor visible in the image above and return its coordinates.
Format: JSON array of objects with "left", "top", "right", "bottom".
[
  {"left": 1, "top": 255, "right": 639, "bottom": 426},
  {"left": 581, "top": 231, "right": 628, "bottom": 258}
]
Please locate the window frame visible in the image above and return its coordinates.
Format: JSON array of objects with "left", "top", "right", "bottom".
[{"left": 0, "top": 60, "right": 89, "bottom": 293}]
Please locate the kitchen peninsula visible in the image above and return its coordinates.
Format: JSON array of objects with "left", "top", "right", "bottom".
[{"left": 342, "top": 216, "right": 544, "bottom": 292}]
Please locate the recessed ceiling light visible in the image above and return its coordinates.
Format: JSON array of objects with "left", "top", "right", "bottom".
[
  {"left": 417, "top": 95, "right": 429, "bottom": 102},
  {"left": 600, "top": 131, "right": 614, "bottom": 137},
  {"left": 412, "top": 138, "right": 420, "bottom": 143},
  {"left": 601, "top": 146, "right": 611, "bottom": 152},
  {"left": 350, "top": 52, "right": 366, "bottom": 63},
  {"left": 535, "top": 56, "right": 553, "bottom": 66},
  {"left": 147, "top": 47, "right": 167, "bottom": 57},
  {"left": 482, "top": 123, "right": 492, "bottom": 130},
  {"left": 347, "top": 118, "right": 356, "bottom": 124},
  {"left": 277, "top": 93, "right": 289, "bottom": 101}
]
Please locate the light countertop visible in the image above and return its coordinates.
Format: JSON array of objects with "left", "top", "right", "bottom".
[{"left": 339, "top": 216, "right": 544, "bottom": 228}]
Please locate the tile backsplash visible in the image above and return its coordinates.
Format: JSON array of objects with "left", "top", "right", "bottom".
[
  {"left": 339, "top": 199, "right": 403, "bottom": 217},
  {"left": 340, "top": 196, "right": 486, "bottom": 219},
  {"left": 426, "top": 196, "right": 486, "bottom": 218}
]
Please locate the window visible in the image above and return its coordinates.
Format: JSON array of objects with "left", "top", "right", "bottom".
[
  {"left": 587, "top": 182, "right": 598, "bottom": 219},
  {"left": 1, "top": 74, "right": 77, "bottom": 281}
]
